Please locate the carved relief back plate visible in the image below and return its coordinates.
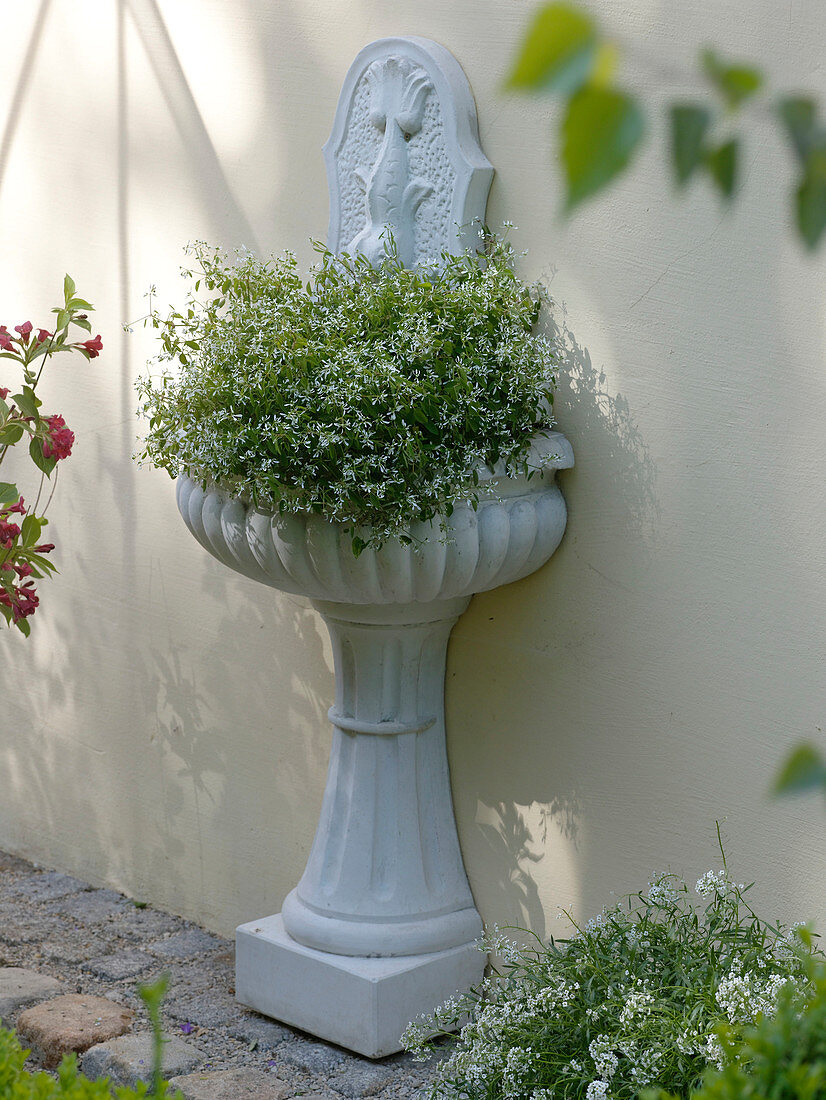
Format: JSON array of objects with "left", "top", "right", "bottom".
[{"left": 324, "top": 37, "right": 494, "bottom": 267}]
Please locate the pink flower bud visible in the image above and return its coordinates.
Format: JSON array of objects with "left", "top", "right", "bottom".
[{"left": 14, "top": 322, "right": 33, "bottom": 345}]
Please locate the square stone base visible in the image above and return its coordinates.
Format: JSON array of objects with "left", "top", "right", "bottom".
[{"left": 235, "top": 914, "right": 484, "bottom": 1058}]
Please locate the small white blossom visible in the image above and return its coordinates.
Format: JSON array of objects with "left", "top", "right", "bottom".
[
  {"left": 586, "top": 1080, "right": 611, "bottom": 1100},
  {"left": 695, "top": 869, "right": 730, "bottom": 898}
]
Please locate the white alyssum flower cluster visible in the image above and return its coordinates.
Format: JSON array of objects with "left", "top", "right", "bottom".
[{"left": 410, "top": 866, "right": 816, "bottom": 1100}]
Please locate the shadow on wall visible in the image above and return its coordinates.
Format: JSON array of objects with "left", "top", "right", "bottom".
[
  {"left": 0, "top": 0, "right": 52, "bottom": 200},
  {"left": 546, "top": 298, "right": 660, "bottom": 542},
  {"left": 452, "top": 302, "right": 659, "bottom": 938},
  {"left": 2, "top": 516, "right": 331, "bottom": 931}
]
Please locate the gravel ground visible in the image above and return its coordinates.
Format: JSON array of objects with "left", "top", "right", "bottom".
[{"left": 0, "top": 850, "right": 448, "bottom": 1097}]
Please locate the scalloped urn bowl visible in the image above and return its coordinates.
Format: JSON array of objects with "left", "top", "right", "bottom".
[{"left": 175, "top": 430, "right": 573, "bottom": 1055}]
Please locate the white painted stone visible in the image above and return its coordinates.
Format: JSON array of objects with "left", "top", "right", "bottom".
[
  {"left": 172, "top": 38, "right": 573, "bottom": 1057},
  {"left": 236, "top": 914, "right": 480, "bottom": 1059},
  {"left": 176, "top": 432, "right": 574, "bottom": 605},
  {"left": 178, "top": 433, "right": 572, "bottom": 1052},
  {"left": 324, "top": 36, "right": 494, "bottom": 264}
]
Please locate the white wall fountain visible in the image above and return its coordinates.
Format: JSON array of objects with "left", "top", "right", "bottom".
[{"left": 176, "top": 36, "right": 573, "bottom": 1058}]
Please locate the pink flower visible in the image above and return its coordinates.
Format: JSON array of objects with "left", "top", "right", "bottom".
[
  {"left": 10, "top": 580, "right": 38, "bottom": 622},
  {"left": 33, "top": 543, "right": 55, "bottom": 554},
  {"left": 0, "top": 519, "right": 21, "bottom": 548},
  {"left": 80, "top": 334, "right": 103, "bottom": 358},
  {"left": 14, "top": 560, "right": 32, "bottom": 578},
  {"left": 0, "top": 328, "right": 14, "bottom": 352},
  {"left": 0, "top": 387, "right": 8, "bottom": 401},
  {"left": 1, "top": 497, "right": 26, "bottom": 516},
  {"left": 36, "top": 329, "right": 52, "bottom": 345},
  {"left": 42, "top": 414, "right": 74, "bottom": 461},
  {"left": 14, "top": 322, "right": 32, "bottom": 345}
]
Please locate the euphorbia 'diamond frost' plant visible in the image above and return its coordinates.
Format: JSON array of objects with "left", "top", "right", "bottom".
[
  {"left": 0, "top": 275, "right": 102, "bottom": 635},
  {"left": 136, "top": 232, "right": 559, "bottom": 553},
  {"left": 404, "top": 847, "right": 819, "bottom": 1100}
]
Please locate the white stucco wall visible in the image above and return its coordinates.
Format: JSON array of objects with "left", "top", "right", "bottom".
[{"left": 1, "top": 0, "right": 825, "bottom": 944}]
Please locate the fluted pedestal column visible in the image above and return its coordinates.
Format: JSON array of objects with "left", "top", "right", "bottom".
[
  {"left": 177, "top": 429, "right": 573, "bottom": 1057},
  {"left": 237, "top": 597, "right": 485, "bottom": 1056}
]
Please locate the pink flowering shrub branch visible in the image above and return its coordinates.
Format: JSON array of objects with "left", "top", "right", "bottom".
[{"left": 0, "top": 274, "right": 102, "bottom": 635}]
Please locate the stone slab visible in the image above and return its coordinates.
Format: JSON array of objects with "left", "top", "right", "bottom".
[
  {"left": 81, "top": 951, "right": 154, "bottom": 981},
  {"left": 82, "top": 1032, "right": 203, "bottom": 1086},
  {"left": 280, "top": 1040, "right": 347, "bottom": 1074},
  {"left": 149, "top": 929, "right": 228, "bottom": 960},
  {"left": 16, "top": 993, "right": 134, "bottom": 1069},
  {"left": 7, "top": 872, "right": 88, "bottom": 903},
  {"left": 45, "top": 890, "right": 127, "bottom": 924},
  {"left": 165, "top": 991, "right": 244, "bottom": 1029},
  {"left": 328, "top": 1061, "right": 395, "bottom": 1097},
  {"left": 0, "top": 967, "right": 64, "bottom": 1023},
  {"left": 168, "top": 1067, "right": 293, "bottom": 1099},
  {"left": 229, "top": 1015, "right": 291, "bottom": 1051},
  {"left": 236, "top": 913, "right": 485, "bottom": 1058}
]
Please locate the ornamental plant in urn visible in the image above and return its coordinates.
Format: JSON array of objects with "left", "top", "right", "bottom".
[{"left": 137, "top": 36, "right": 573, "bottom": 1058}]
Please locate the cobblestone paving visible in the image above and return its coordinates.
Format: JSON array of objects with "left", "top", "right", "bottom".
[{"left": 0, "top": 851, "right": 444, "bottom": 1098}]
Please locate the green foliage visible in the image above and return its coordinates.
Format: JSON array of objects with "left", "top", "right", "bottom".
[
  {"left": 776, "top": 97, "right": 826, "bottom": 248},
  {"left": 647, "top": 944, "right": 826, "bottom": 1100},
  {"left": 507, "top": 3, "right": 597, "bottom": 95},
  {"left": 509, "top": 3, "right": 826, "bottom": 246},
  {"left": 405, "top": 850, "right": 817, "bottom": 1100},
  {"left": 508, "top": 3, "right": 644, "bottom": 208},
  {"left": 0, "top": 1026, "right": 178, "bottom": 1099},
  {"left": 0, "top": 976, "right": 182, "bottom": 1099},
  {"left": 773, "top": 743, "right": 826, "bottom": 798},
  {"left": 562, "top": 86, "right": 644, "bottom": 209},
  {"left": 700, "top": 50, "right": 763, "bottom": 111},
  {"left": 136, "top": 233, "right": 558, "bottom": 553},
  {"left": 670, "top": 106, "right": 712, "bottom": 186}
]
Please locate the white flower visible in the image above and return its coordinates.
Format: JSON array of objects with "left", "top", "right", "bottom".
[
  {"left": 586, "top": 1080, "right": 610, "bottom": 1100},
  {"left": 702, "top": 1032, "right": 726, "bottom": 1071},
  {"left": 695, "top": 869, "right": 730, "bottom": 898},
  {"left": 647, "top": 875, "right": 679, "bottom": 906},
  {"left": 589, "top": 1035, "right": 619, "bottom": 1079}
]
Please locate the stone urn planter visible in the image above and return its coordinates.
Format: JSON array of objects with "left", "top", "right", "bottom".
[
  {"left": 176, "top": 430, "right": 572, "bottom": 1055},
  {"left": 143, "top": 35, "right": 576, "bottom": 1058}
]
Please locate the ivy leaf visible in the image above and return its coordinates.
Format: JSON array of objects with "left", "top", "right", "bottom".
[
  {"left": 705, "top": 139, "right": 738, "bottom": 198},
  {"left": 776, "top": 98, "right": 826, "bottom": 248},
  {"left": 773, "top": 744, "right": 826, "bottom": 797},
  {"left": 562, "top": 85, "right": 645, "bottom": 209},
  {"left": 796, "top": 159, "right": 826, "bottom": 249},
  {"left": 507, "top": 2, "right": 597, "bottom": 94},
  {"left": 702, "top": 49, "right": 763, "bottom": 109},
  {"left": 671, "top": 104, "right": 712, "bottom": 185},
  {"left": 778, "top": 96, "right": 818, "bottom": 162}
]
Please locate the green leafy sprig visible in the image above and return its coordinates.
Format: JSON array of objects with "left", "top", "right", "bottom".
[
  {"left": 508, "top": 3, "right": 826, "bottom": 248},
  {"left": 136, "top": 233, "right": 558, "bottom": 553}
]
